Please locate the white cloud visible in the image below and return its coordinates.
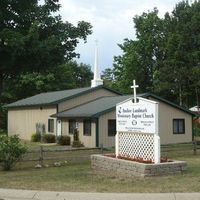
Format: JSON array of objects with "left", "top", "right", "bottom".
[{"left": 58, "top": 0, "right": 183, "bottom": 71}]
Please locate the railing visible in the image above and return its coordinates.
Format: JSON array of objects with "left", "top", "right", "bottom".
[
  {"left": 20, "top": 142, "right": 198, "bottom": 166},
  {"left": 22, "top": 146, "right": 106, "bottom": 165},
  {"left": 193, "top": 140, "right": 200, "bottom": 155}
]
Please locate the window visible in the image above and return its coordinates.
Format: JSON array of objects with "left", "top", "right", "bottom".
[
  {"left": 173, "top": 119, "right": 185, "bottom": 134},
  {"left": 69, "top": 120, "right": 76, "bottom": 134},
  {"left": 48, "top": 119, "right": 54, "bottom": 133},
  {"left": 108, "top": 120, "right": 116, "bottom": 136},
  {"left": 84, "top": 120, "right": 91, "bottom": 136}
]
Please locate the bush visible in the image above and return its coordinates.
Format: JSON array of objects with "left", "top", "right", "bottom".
[
  {"left": 57, "top": 135, "right": 71, "bottom": 145},
  {"left": 0, "top": 135, "right": 27, "bottom": 170},
  {"left": 0, "top": 129, "right": 7, "bottom": 135},
  {"left": 42, "top": 133, "right": 55, "bottom": 143},
  {"left": 73, "top": 128, "right": 79, "bottom": 141},
  {"left": 194, "top": 124, "right": 200, "bottom": 137},
  {"left": 72, "top": 140, "right": 84, "bottom": 148},
  {"left": 31, "top": 133, "right": 41, "bottom": 142},
  {"left": 72, "top": 129, "right": 84, "bottom": 147}
]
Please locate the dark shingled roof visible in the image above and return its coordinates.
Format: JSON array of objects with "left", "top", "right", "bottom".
[
  {"left": 52, "top": 95, "right": 136, "bottom": 118},
  {"left": 4, "top": 86, "right": 122, "bottom": 108},
  {"left": 52, "top": 93, "right": 195, "bottom": 118}
]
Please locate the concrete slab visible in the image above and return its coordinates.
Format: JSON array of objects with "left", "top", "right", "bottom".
[{"left": 0, "top": 189, "right": 200, "bottom": 200}]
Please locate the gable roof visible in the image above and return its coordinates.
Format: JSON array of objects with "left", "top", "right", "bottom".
[
  {"left": 142, "top": 93, "right": 196, "bottom": 116},
  {"left": 52, "top": 94, "right": 144, "bottom": 118},
  {"left": 52, "top": 93, "right": 195, "bottom": 118},
  {"left": 4, "top": 85, "right": 122, "bottom": 109}
]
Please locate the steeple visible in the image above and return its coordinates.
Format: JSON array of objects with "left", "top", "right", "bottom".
[{"left": 91, "top": 40, "right": 103, "bottom": 88}]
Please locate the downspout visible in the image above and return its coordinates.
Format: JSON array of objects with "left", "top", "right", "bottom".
[
  {"left": 95, "top": 118, "right": 99, "bottom": 147},
  {"left": 192, "top": 117, "right": 194, "bottom": 141}
]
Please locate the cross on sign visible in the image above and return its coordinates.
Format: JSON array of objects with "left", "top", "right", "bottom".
[{"left": 131, "top": 80, "right": 139, "bottom": 103}]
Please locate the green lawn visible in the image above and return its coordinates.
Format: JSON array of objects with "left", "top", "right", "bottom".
[{"left": 0, "top": 144, "right": 200, "bottom": 193}]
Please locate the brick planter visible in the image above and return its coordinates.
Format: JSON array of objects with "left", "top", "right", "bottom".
[{"left": 91, "top": 154, "right": 187, "bottom": 177}]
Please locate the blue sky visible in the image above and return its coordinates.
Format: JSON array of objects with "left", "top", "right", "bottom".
[{"left": 59, "top": 0, "right": 183, "bottom": 72}]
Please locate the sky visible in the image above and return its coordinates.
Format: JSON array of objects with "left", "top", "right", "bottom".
[{"left": 58, "top": 0, "right": 182, "bottom": 72}]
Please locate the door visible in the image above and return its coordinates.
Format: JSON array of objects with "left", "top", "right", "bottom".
[{"left": 57, "top": 119, "right": 62, "bottom": 136}]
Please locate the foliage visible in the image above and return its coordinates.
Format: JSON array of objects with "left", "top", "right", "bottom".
[
  {"left": 1, "top": 60, "right": 93, "bottom": 130},
  {"left": 111, "top": 1, "right": 200, "bottom": 107},
  {"left": 42, "top": 133, "right": 56, "bottom": 143},
  {"left": 0, "top": 128, "right": 7, "bottom": 135},
  {"left": 73, "top": 129, "right": 79, "bottom": 141},
  {"left": 0, "top": 135, "right": 27, "bottom": 170},
  {"left": 0, "top": 0, "right": 92, "bottom": 130},
  {"left": 0, "top": 0, "right": 92, "bottom": 86},
  {"left": 0, "top": 106, "right": 7, "bottom": 131},
  {"left": 72, "top": 129, "right": 84, "bottom": 147},
  {"left": 72, "top": 140, "right": 84, "bottom": 148},
  {"left": 57, "top": 135, "right": 71, "bottom": 146},
  {"left": 3, "top": 61, "right": 93, "bottom": 104},
  {"left": 194, "top": 124, "right": 200, "bottom": 137},
  {"left": 31, "top": 133, "right": 41, "bottom": 142}
]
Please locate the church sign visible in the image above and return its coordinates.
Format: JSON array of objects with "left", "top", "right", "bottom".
[
  {"left": 115, "top": 80, "right": 160, "bottom": 164},
  {"left": 116, "top": 97, "right": 158, "bottom": 134}
]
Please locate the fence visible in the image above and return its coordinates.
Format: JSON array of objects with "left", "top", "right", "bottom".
[
  {"left": 161, "top": 142, "right": 199, "bottom": 156},
  {"left": 193, "top": 140, "right": 200, "bottom": 155},
  {"left": 21, "top": 142, "right": 198, "bottom": 166},
  {"left": 22, "top": 146, "right": 106, "bottom": 165}
]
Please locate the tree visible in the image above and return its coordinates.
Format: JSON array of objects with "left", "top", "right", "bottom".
[
  {"left": 153, "top": 1, "right": 200, "bottom": 106},
  {"left": 3, "top": 61, "right": 93, "bottom": 103},
  {"left": 112, "top": 1, "right": 200, "bottom": 107},
  {"left": 0, "top": 0, "right": 92, "bottom": 101},
  {"left": 113, "top": 8, "right": 165, "bottom": 94},
  {"left": 0, "top": 135, "right": 27, "bottom": 170},
  {"left": 71, "top": 62, "right": 93, "bottom": 88}
]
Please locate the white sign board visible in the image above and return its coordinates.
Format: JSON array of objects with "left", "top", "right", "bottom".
[{"left": 116, "top": 97, "right": 158, "bottom": 134}]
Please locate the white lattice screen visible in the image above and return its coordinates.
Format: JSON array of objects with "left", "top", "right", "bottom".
[{"left": 118, "top": 132, "right": 155, "bottom": 162}]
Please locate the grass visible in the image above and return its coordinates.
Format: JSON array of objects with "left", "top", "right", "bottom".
[{"left": 0, "top": 143, "right": 200, "bottom": 193}]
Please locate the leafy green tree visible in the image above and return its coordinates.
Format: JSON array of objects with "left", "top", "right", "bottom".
[
  {"left": 0, "top": 135, "right": 27, "bottom": 170},
  {"left": 113, "top": 1, "right": 200, "bottom": 107},
  {"left": 153, "top": 1, "right": 200, "bottom": 107},
  {"left": 0, "top": 0, "right": 92, "bottom": 100},
  {"left": 102, "top": 67, "right": 118, "bottom": 90},
  {"left": 71, "top": 62, "right": 93, "bottom": 88},
  {"left": 113, "top": 8, "right": 164, "bottom": 94},
  {"left": 3, "top": 61, "right": 93, "bottom": 103}
]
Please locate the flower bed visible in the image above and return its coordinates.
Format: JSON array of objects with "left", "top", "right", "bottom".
[
  {"left": 104, "top": 153, "right": 170, "bottom": 164},
  {"left": 91, "top": 154, "right": 187, "bottom": 177}
]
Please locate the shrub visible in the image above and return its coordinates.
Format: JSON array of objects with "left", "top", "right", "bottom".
[
  {"left": 72, "top": 129, "right": 84, "bottom": 147},
  {"left": 0, "top": 135, "right": 27, "bottom": 170},
  {"left": 0, "top": 129, "right": 7, "bottom": 135},
  {"left": 31, "top": 133, "right": 41, "bottom": 142},
  {"left": 73, "top": 128, "right": 79, "bottom": 141},
  {"left": 194, "top": 124, "right": 200, "bottom": 137},
  {"left": 57, "top": 135, "right": 71, "bottom": 145},
  {"left": 72, "top": 140, "right": 84, "bottom": 148},
  {"left": 42, "top": 133, "right": 55, "bottom": 143}
]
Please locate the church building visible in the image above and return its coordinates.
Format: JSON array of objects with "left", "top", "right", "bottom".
[{"left": 4, "top": 44, "right": 195, "bottom": 147}]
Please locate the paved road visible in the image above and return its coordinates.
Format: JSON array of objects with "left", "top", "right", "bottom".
[{"left": 0, "top": 189, "right": 200, "bottom": 200}]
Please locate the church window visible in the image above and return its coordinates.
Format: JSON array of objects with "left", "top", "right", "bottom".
[
  {"left": 69, "top": 120, "right": 76, "bottom": 134},
  {"left": 83, "top": 120, "right": 91, "bottom": 136},
  {"left": 108, "top": 120, "right": 116, "bottom": 136},
  {"left": 173, "top": 119, "right": 185, "bottom": 134},
  {"left": 48, "top": 119, "right": 54, "bottom": 133}
]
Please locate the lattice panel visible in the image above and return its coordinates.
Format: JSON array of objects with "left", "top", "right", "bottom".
[{"left": 118, "top": 132, "right": 155, "bottom": 162}]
